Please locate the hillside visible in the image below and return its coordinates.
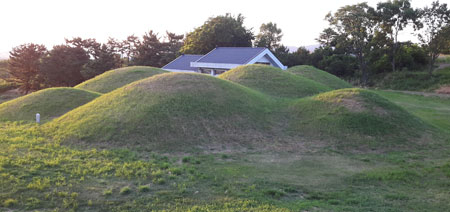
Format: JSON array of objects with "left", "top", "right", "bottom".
[
  {"left": 0, "top": 87, "right": 100, "bottom": 123},
  {"left": 219, "top": 64, "right": 331, "bottom": 98},
  {"left": 289, "top": 88, "right": 427, "bottom": 150},
  {"left": 75, "top": 66, "right": 167, "bottom": 93},
  {"left": 48, "top": 73, "right": 275, "bottom": 149},
  {"left": 287, "top": 65, "right": 352, "bottom": 89}
]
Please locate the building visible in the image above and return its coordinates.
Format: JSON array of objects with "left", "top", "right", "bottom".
[{"left": 162, "top": 47, "right": 287, "bottom": 76}]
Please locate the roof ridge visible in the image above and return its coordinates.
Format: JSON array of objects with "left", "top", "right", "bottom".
[
  {"left": 243, "top": 47, "right": 268, "bottom": 64},
  {"left": 194, "top": 47, "right": 217, "bottom": 62}
]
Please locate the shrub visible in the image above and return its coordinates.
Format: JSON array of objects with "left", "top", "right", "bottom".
[
  {"left": 102, "top": 189, "right": 113, "bottom": 196},
  {"left": 120, "top": 186, "right": 131, "bottom": 195},
  {"left": 3, "top": 198, "right": 17, "bottom": 207},
  {"left": 138, "top": 185, "right": 150, "bottom": 192}
]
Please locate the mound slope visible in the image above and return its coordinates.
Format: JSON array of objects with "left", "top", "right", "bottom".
[
  {"left": 288, "top": 65, "right": 352, "bottom": 89},
  {"left": 0, "top": 87, "right": 100, "bottom": 123},
  {"left": 289, "top": 88, "right": 426, "bottom": 148},
  {"left": 48, "top": 73, "right": 274, "bottom": 149},
  {"left": 75, "top": 66, "right": 167, "bottom": 93},
  {"left": 219, "top": 64, "right": 331, "bottom": 98}
]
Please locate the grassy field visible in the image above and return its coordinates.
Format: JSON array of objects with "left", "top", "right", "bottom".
[{"left": 1, "top": 65, "right": 449, "bottom": 211}]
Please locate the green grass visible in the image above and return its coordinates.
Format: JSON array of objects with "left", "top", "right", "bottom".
[
  {"left": 219, "top": 64, "right": 331, "bottom": 98},
  {"left": 1, "top": 63, "right": 450, "bottom": 211},
  {"left": 0, "top": 87, "right": 449, "bottom": 211},
  {"left": 288, "top": 88, "right": 428, "bottom": 150},
  {"left": 375, "top": 90, "right": 450, "bottom": 133},
  {"left": 47, "top": 73, "right": 276, "bottom": 149},
  {"left": 287, "top": 65, "right": 352, "bottom": 89},
  {"left": 372, "top": 68, "right": 450, "bottom": 91},
  {"left": 75, "top": 66, "right": 167, "bottom": 93},
  {"left": 0, "top": 79, "right": 16, "bottom": 93},
  {"left": 0, "top": 87, "right": 100, "bottom": 123},
  {"left": 436, "top": 54, "right": 450, "bottom": 64}
]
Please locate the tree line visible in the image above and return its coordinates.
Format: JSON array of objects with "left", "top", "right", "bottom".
[{"left": 3, "top": 0, "right": 449, "bottom": 93}]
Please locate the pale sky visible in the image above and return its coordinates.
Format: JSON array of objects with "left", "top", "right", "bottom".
[{"left": 0, "top": 0, "right": 444, "bottom": 57}]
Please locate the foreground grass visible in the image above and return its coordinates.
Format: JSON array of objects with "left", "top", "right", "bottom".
[{"left": 375, "top": 90, "right": 450, "bottom": 134}]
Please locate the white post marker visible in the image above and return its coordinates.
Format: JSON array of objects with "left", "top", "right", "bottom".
[{"left": 36, "top": 113, "right": 40, "bottom": 124}]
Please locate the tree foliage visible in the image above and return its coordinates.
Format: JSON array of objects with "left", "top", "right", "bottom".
[
  {"left": 180, "top": 14, "right": 253, "bottom": 54},
  {"left": 40, "top": 45, "right": 89, "bottom": 87},
  {"left": 415, "top": 1, "right": 450, "bottom": 73},
  {"left": 7, "top": 44, "right": 47, "bottom": 93},
  {"left": 255, "top": 22, "right": 283, "bottom": 51},
  {"left": 322, "top": 3, "right": 377, "bottom": 85},
  {"left": 376, "top": 0, "right": 416, "bottom": 72}
]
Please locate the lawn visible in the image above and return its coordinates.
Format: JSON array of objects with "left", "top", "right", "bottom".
[{"left": 1, "top": 89, "right": 449, "bottom": 211}]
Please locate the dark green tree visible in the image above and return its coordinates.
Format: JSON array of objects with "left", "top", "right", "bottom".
[
  {"left": 40, "top": 45, "right": 89, "bottom": 87},
  {"left": 66, "top": 37, "right": 121, "bottom": 79},
  {"left": 322, "top": 3, "right": 377, "bottom": 85},
  {"left": 415, "top": 1, "right": 450, "bottom": 74},
  {"left": 7, "top": 43, "right": 47, "bottom": 93},
  {"left": 180, "top": 14, "right": 253, "bottom": 54},
  {"left": 376, "top": 0, "right": 416, "bottom": 72},
  {"left": 254, "top": 22, "right": 283, "bottom": 51}
]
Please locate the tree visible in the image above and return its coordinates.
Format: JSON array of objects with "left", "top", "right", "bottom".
[
  {"left": 132, "top": 30, "right": 164, "bottom": 67},
  {"left": 415, "top": 1, "right": 450, "bottom": 74},
  {"left": 40, "top": 45, "right": 89, "bottom": 87},
  {"left": 254, "top": 22, "right": 283, "bottom": 51},
  {"left": 180, "top": 14, "right": 253, "bottom": 54},
  {"left": 66, "top": 37, "right": 121, "bottom": 79},
  {"left": 376, "top": 0, "right": 416, "bottom": 72},
  {"left": 7, "top": 43, "right": 47, "bottom": 93},
  {"left": 322, "top": 3, "right": 377, "bottom": 85},
  {"left": 160, "top": 31, "right": 184, "bottom": 66}
]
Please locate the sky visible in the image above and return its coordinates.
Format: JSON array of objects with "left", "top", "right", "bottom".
[{"left": 0, "top": 0, "right": 443, "bottom": 58}]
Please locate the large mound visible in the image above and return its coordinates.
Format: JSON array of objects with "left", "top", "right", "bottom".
[
  {"left": 289, "top": 88, "right": 426, "bottom": 149},
  {"left": 47, "top": 73, "right": 274, "bottom": 149},
  {"left": 0, "top": 87, "right": 100, "bottom": 123},
  {"left": 75, "top": 66, "right": 167, "bottom": 93},
  {"left": 219, "top": 64, "right": 331, "bottom": 98},
  {"left": 288, "top": 65, "right": 352, "bottom": 89}
]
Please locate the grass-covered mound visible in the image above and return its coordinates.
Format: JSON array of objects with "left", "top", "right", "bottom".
[
  {"left": 75, "top": 66, "right": 167, "bottom": 93},
  {"left": 289, "top": 88, "right": 427, "bottom": 149},
  {"left": 287, "top": 65, "right": 352, "bottom": 89},
  {"left": 219, "top": 64, "right": 331, "bottom": 98},
  {"left": 0, "top": 87, "right": 100, "bottom": 123},
  {"left": 48, "top": 73, "right": 274, "bottom": 149}
]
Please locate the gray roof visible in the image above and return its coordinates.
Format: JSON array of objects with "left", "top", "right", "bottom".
[
  {"left": 196, "top": 47, "right": 266, "bottom": 64},
  {"left": 162, "top": 54, "right": 203, "bottom": 71}
]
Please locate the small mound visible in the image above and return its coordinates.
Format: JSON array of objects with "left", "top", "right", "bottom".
[
  {"left": 0, "top": 87, "right": 100, "bottom": 123},
  {"left": 288, "top": 65, "right": 352, "bottom": 89},
  {"left": 47, "top": 73, "right": 273, "bottom": 149},
  {"left": 75, "top": 66, "right": 167, "bottom": 93},
  {"left": 219, "top": 64, "right": 331, "bottom": 98},
  {"left": 289, "top": 88, "right": 426, "bottom": 148}
]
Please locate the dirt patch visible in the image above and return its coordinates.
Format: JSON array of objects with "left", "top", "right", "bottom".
[
  {"left": 435, "top": 85, "right": 450, "bottom": 94},
  {"left": 336, "top": 98, "right": 365, "bottom": 113}
]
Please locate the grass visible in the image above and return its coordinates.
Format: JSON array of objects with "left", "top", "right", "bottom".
[
  {"left": 47, "top": 73, "right": 276, "bottom": 149},
  {"left": 75, "top": 66, "right": 167, "bottom": 93},
  {"left": 219, "top": 64, "right": 331, "bottom": 98},
  {"left": 288, "top": 88, "right": 428, "bottom": 151},
  {"left": 1, "top": 65, "right": 449, "bottom": 211},
  {"left": 287, "top": 65, "right": 352, "bottom": 89},
  {"left": 375, "top": 90, "right": 450, "bottom": 133},
  {"left": 0, "top": 87, "right": 100, "bottom": 123},
  {"left": 372, "top": 67, "right": 450, "bottom": 91}
]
